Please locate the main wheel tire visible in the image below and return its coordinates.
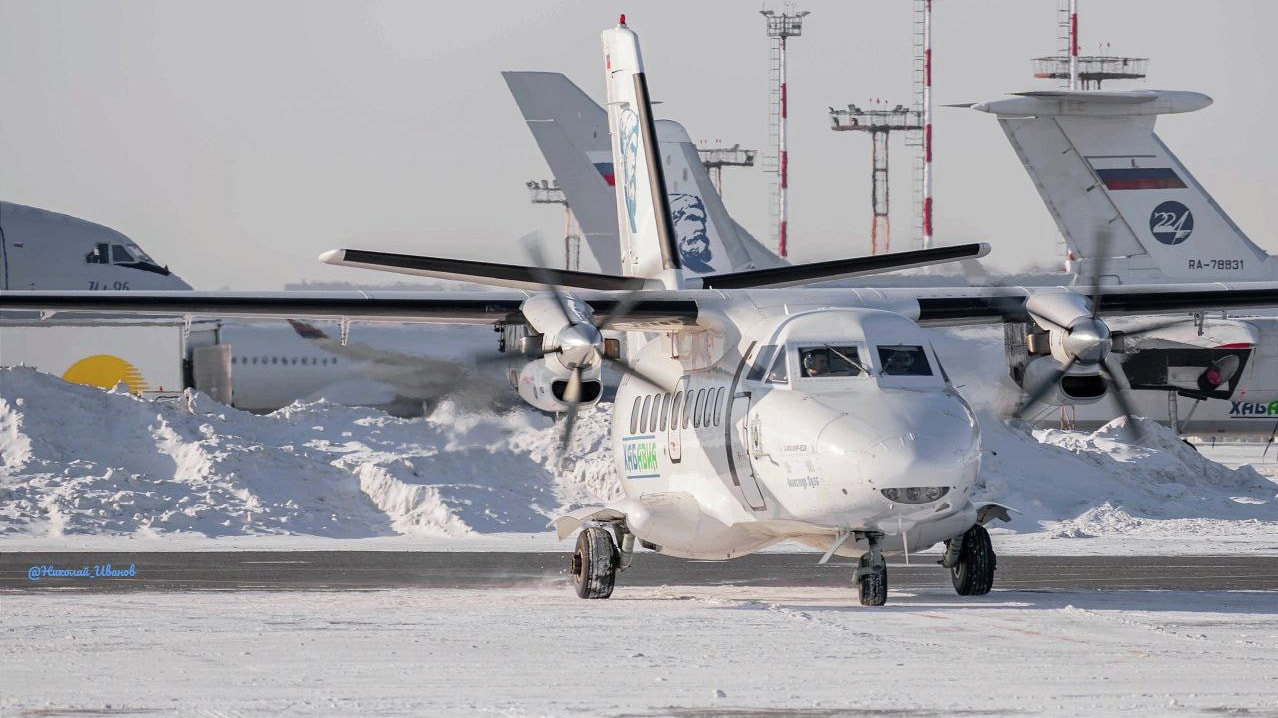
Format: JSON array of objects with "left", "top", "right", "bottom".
[
  {"left": 571, "top": 526, "right": 618, "bottom": 599},
  {"left": 951, "top": 524, "right": 996, "bottom": 596},
  {"left": 857, "top": 558, "right": 888, "bottom": 607}
]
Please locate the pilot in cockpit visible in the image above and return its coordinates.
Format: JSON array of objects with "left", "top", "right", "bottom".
[{"left": 801, "top": 350, "right": 829, "bottom": 377}]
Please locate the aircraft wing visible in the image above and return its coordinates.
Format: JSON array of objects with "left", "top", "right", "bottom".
[
  {"left": 0, "top": 290, "right": 701, "bottom": 330},
  {"left": 912, "top": 284, "right": 1278, "bottom": 325}
]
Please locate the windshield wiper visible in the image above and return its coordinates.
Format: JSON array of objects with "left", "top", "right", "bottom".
[{"left": 824, "top": 345, "right": 873, "bottom": 376}]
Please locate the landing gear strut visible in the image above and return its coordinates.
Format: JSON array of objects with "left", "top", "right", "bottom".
[
  {"left": 855, "top": 532, "right": 888, "bottom": 607},
  {"left": 945, "top": 524, "right": 996, "bottom": 596},
  {"left": 571, "top": 525, "right": 620, "bottom": 599}
]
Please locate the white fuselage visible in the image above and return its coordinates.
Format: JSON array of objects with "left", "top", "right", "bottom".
[{"left": 609, "top": 301, "right": 982, "bottom": 561}]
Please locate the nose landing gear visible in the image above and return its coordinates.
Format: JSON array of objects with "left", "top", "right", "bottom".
[
  {"left": 943, "top": 524, "right": 996, "bottom": 596},
  {"left": 855, "top": 532, "right": 888, "bottom": 606}
]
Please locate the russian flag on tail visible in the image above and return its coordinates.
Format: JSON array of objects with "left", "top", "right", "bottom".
[{"left": 1095, "top": 167, "right": 1186, "bottom": 191}]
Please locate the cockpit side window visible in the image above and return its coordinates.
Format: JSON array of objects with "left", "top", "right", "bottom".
[
  {"left": 799, "top": 346, "right": 863, "bottom": 378},
  {"left": 766, "top": 351, "right": 789, "bottom": 384},
  {"left": 877, "top": 344, "right": 933, "bottom": 376},
  {"left": 745, "top": 345, "right": 778, "bottom": 382},
  {"left": 86, "top": 243, "right": 110, "bottom": 264}
]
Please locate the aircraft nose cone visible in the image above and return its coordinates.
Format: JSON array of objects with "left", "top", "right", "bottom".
[{"left": 816, "top": 390, "right": 979, "bottom": 488}]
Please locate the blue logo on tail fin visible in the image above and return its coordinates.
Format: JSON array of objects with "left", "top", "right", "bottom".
[{"left": 618, "top": 108, "right": 640, "bottom": 234}]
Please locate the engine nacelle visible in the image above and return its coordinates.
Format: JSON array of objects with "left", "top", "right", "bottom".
[
  {"left": 1021, "top": 356, "right": 1106, "bottom": 407},
  {"left": 515, "top": 358, "right": 602, "bottom": 413}
]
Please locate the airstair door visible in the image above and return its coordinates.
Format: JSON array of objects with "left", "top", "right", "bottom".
[{"left": 728, "top": 391, "right": 768, "bottom": 511}]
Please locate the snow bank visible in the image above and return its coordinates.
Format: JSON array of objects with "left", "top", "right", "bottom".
[
  {"left": 0, "top": 367, "right": 614, "bottom": 540},
  {"left": 2, "top": 366, "right": 1274, "bottom": 549}
]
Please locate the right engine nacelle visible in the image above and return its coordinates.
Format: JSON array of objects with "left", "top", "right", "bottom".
[
  {"left": 514, "top": 358, "right": 603, "bottom": 413},
  {"left": 1020, "top": 356, "right": 1107, "bottom": 407}
]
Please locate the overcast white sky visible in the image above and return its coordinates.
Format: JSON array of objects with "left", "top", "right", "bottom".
[{"left": 1, "top": 1, "right": 1274, "bottom": 289}]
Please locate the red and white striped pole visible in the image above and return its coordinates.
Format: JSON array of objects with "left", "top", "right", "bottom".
[
  {"left": 922, "top": 0, "right": 933, "bottom": 249},
  {"left": 778, "top": 35, "right": 789, "bottom": 258},
  {"left": 1069, "top": 0, "right": 1079, "bottom": 90}
]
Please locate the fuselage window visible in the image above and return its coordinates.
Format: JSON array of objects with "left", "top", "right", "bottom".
[
  {"left": 648, "top": 394, "right": 662, "bottom": 433},
  {"left": 630, "top": 396, "right": 642, "bottom": 434},
  {"left": 692, "top": 388, "right": 706, "bottom": 428},
  {"left": 640, "top": 395, "right": 652, "bottom": 433},
  {"left": 683, "top": 388, "right": 695, "bottom": 429},
  {"left": 713, "top": 387, "right": 725, "bottom": 426},
  {"left": 877, "top": 345, "right": 932, "bottom": 376},
  {"left": 670, "top": 391, "right": 683, "bottom": 431},
  {"left": 250, "top": 357, "right": 258, "bottom": 365},
  {"left": 658, "top": 393, "right": 669, "bottom": 432},
  {"left": 702, "top": 387, "right": 715, "bottom": 427},
  {"left": 746, "top": 345, "right": 779, "bottom": 382}
]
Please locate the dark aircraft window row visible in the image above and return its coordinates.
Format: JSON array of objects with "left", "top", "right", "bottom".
[
  {"left": 629, "top": 387, "right": 726, "bottom": 434},
  {"left": 230, "top": 356, "right": 341, "bottom": 366}
]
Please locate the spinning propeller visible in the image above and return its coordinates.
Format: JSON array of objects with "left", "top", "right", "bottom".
[
  {"left": 488, "top": 235, "right": 668, "bottom": 466},
  {"left": 1013, "top": 229, "right": 1183, "bottom": 438}
]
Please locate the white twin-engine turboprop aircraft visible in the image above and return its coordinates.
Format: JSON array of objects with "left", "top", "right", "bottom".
[{"left": 7, "top": 17, "right": 1278, "bottom": 605}]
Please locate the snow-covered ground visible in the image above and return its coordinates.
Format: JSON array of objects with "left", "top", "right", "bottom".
[
  {"left": 4, "top": 368, "right": 1278, "bottom": 717},
  {"left": 2, "top": 366, "right": 1276, "bottom": 554},
  {"left": 4, "top": 586, "right": 1276, "bottom": 717}
]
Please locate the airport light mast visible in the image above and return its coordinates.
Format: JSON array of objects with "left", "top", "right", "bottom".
[
  {"left": 761, "top": 6, "right": 809, "bottom": 258},
  {"left": 526, "top": 179, "right": 581, "bottom": 271},
  {"left": 696, "top": 143, "right": 757, "bottom": 198},
  {"left": 830, "top": 103, "right": 923, "bottom": 256}
]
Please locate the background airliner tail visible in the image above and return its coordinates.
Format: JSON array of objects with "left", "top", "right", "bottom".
[
  {"left": 503, "top": 71, "right": 787, "bottom": 280},
  {"left": 974, "top": 90, "right": 1274, "bottom": 284}
]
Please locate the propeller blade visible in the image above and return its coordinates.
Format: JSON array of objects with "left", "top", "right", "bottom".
[
  {"left": 605, "top": 355, "right": 670, "bottom": 393},
  {"left": 554, "top": 367, "right": 583, "bottom": 467},
  {"left": 1101, "top": 354, "right": 1144, "bottom": 441},
  {"left": 1087, "top": 226, "right": 1113, "bottom": 320},
  {"left": 523, "top": 235, "right": 578, "bottom": 329},
  {"left": 597, "top": 288, "right": 646, "bottom": 331},
  {"left": 1013, "top": 355, "right": 1078, "bottom": 418}
]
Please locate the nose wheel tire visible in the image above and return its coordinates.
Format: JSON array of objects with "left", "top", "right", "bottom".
[
  {"left": 950, "top": 524, "right": 996, "bottom": 596},
  {"left": 571, "top": 526, "right": 619, "bottom": 599},
  {"left": 857, "top": 557, "right": 888, "bottom": 607}
]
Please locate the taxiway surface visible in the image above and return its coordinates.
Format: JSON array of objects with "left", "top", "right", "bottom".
[{"left": 4, "top": 552, "right": 1276, "bottom": 592}]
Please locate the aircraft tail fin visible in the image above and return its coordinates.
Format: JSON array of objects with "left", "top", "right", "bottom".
[
  {"left": 973, "top": 90, "right": 1273, "bottom": 283},
  {"left": 601, "top": 16, "right": 684, "bottom": 289},
  {"left": 503, "top": 70, "right": 787, "bottom": 279}
]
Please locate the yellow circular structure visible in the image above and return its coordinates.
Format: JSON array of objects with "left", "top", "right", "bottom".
[{"left": 62, "top": 355, "right": 149, "bottom": 394}]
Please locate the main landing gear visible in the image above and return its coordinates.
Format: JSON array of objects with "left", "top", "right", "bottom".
[
  {"left": 855, "top": 532, "right": 888, "bottom": 607},
  {"left": 570, "top": 523, "right": 634, "bottom": 599},
  {"left": 942, "top": 524, "right": 996, "bottom": 596}
]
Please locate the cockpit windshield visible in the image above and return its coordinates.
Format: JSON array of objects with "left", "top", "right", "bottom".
[
  {"left": 877, "top": 344, "right": 933, "bottom": 376},
  {"left": 799, "top": 346, "right": 864, "bottom": 378}
]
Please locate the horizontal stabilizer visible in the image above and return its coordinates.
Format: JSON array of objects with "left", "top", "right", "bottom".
[
  {"left": 973, "top": 90, "right": 1211, "bottom": 117},
  {"left": 320, "top": 249, "right": 645, "bottom": 291},
  {"left": 699, "top": 243, "right": 990, "bottom": 289}
]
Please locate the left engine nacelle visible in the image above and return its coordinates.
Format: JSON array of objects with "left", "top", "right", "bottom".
[{"left": 515, "top": 358, "right": 603, "bottom": 413}]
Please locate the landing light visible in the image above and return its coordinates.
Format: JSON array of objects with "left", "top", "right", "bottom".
[{"left": 881, "top": 486, "right": 949, "bottom": 504}]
